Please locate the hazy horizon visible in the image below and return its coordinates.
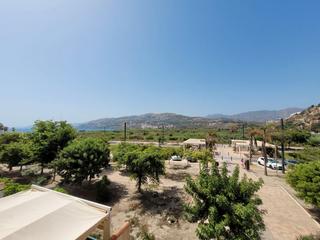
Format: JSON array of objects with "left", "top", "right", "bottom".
[{"left": 1, "top": 1, "right": 319, "bottom": 126}]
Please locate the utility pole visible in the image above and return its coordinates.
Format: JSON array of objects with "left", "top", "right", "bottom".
[
  {"left": 124, "top": 122, "right": 127, "bottom": 143},
  {"left": 162, "top": 125, "right": 165, "bottom": 145},
  {"left": 242, "top": 124, "right": 245, "bottom": 139},
  {"left": 281, "top": 118, "right": 285, "bottom": 173},
  {"left": 262, "top": 128, "right": 268, "bottom": 176}
]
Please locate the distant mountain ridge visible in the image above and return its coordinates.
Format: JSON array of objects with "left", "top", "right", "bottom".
[
  {"left": 77, "top": 113, "right": 238, "bottom": 130},
  {"left": 207, "top": 108, "right": 303, "bottom": 122},
  {"left": 77, "top": 107, "right": 303, "bottom": 130}
]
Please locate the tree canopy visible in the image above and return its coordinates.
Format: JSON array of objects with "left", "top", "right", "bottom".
[
  {"left": 185, "top": 163, "right": 265, "bottom": 240},
  {"left": 31, "top": 120, "right": 76, "bottom": 173},
  {"left": 53, "top": 137, "right": 110, "bottom": 184}
]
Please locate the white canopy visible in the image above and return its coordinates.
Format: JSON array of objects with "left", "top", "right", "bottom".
[
  {"left": 0, "top": 185, "right": 111, "bottom": 240},
  {"left": 182, "top": 138, "right": 206, "bottom": 146}
]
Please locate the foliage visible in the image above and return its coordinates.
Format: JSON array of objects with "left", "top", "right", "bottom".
[
  {"left": 308, "top": 135, "right": 320, "bottom": 147},
  {"left": 53, "top": 138, "right": 110, "bottom": 184},
  {"left": 297, "top": 234, "right": 320, "bottom": 240},
  {"left": 115, "top": 145, "right": 165, "bottom": 192},
  {"left": 137, "top": 224, "right": 156, "bottom": 240},
  {"left": 31, "top": 120, "right": 77, "bottom": 173},
  {"left": 190, "top": 150, "right": 213, "bottom": 168},
  {"left": 289, "top": 147, "right": 320, "bottom": 162},
  {"left": 0, "top": 141, "right": 32, "bottom": 170},
  {"left": 184, "top": 163, "right": 265, "bottom": 240},
  {"left": 54, "top": 186, "right": 68, "bottom": 194},
  {"left": 0, "top": 132, "right": 22, "bottom": 146},
  {"left": 286, "top": 160, "right": 320, "bottom": 207},
  {"left": 0, "top": 178, "right": 30, "bottom": 196},
  {"left": 96, "top": 175, "right": 111, "bottom": 201}
]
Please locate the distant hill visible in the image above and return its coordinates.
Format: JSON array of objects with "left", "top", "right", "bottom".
[
  {"left": 207, "top": 108, "right": 303, "bottom": 123},
  {"left": 286, "top": 104, "right": 320, "bottom": 132},
  {"left": 77, "top": 113, "right": 239, "bottom": 130}
]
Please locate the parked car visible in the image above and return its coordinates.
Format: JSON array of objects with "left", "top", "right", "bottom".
[
  {"left": 171, "top": 155, "right": 182, "bottom": 161},
  {"left": 266, "top": 159, "right": 283, "bottom": 170},
  {"left": 257, "top": 157, "right": 267, "bottom": 165},
  {"left": 285, "top": 159, "right": 299, "bottom": 166}
]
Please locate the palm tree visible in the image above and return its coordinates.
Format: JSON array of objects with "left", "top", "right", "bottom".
[{"left": 206, "top": 131, "right": 217, "bottom": 152}]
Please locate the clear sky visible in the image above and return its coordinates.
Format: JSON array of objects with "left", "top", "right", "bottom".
[{"left": 0, "top": 0, "right": 319, "bottom": 127}]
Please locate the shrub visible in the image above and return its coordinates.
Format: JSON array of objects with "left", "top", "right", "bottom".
[
  {"left": 286, "top": 160, "right": 320, "bottom": 207},
  {"left": 54, "top": 187, "right": 68, "bottom": 194},
  {"left": 0, "top": 178, "right": 30, "bottom": 196}
]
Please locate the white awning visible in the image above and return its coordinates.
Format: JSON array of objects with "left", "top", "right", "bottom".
[
  {"left": 182, "top": 138, "right": 206, "bottom": 146},
  {"left": 0, "top": 185, "right": 111, "bottom": 240}
]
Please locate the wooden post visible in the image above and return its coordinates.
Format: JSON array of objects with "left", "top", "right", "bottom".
[{"left": 103, "top": 214, "right": 111, "bottom": 240}]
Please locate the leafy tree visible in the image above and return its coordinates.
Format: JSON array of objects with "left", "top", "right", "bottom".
[
  {"left": 53, "top": 138, "right": 110, "bottom": 184},
  {"left": 126, "top": 146, "right": 165, "bottom": 192},
  {"left": 286, "top": 160, "right": 320, "bottom": 207},
  {"left": 31, "top": 120, "right": 76, "bottom": 174},
  {"left": 185, "top": 163, "right": 265, "bottom": 240},
  {"left": 0, "top": 141, "right": 31, "bottom": 171}
]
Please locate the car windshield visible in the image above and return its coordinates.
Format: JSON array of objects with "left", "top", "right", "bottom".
[{"left": 268, "top": 159, "right": 276, "bottom": 163}]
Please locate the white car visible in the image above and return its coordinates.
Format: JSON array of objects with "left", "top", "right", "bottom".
[
  {"left": 257, "top": 157, "right": 267, "bottom": 165},
  {"left": 267, "top": 159, "right": 283, "bottom": 170},
  {"left": 170, "top": 155, "right": 182, "bottom": 161}
]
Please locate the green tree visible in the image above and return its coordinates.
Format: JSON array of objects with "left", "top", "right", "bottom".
[
  {"left": 185, "top": 163, "right": 265, "bottom": 240},
  {"left": 126, "top": 146, "right": 165, "bottom": 192},
  {"left": 31, "top": 120, "right": 76, "bottom": 174},
  {"left": 286, "top": 160, "right": 320, "bottom": 207},
  {"left": 53, "top": 138, "right": 110, "bottom": 184},
  {"left": 0, "top": 141, "right": 31, "bottom": 171}
]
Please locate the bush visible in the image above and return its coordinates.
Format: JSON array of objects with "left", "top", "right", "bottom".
[
  {"left": 0, "top": 178, "right": 30, "bottom": 196},
  {"left": 297, "top": 234, "right": 320, "bottom": 240},
  {"left": 286, "top": 161, "right": 320, "bottom": 207},
  {"left": 54, "top": 186, "right": 68, "bottom": 194}
]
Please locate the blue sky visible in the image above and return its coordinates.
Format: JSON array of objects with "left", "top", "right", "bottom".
[{"left": 0, "top": 0, "right": 319, "bottom": 126}]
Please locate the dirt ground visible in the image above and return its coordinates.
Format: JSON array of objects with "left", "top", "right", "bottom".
[{"left": 105, "top": 161, "right": 200, "bottom": 240}]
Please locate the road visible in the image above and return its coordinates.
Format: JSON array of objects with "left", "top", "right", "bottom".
[{"left": 215, "top": 145, "right": 320, "bottom": 240}]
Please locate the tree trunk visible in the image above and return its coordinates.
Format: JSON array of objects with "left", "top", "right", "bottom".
[
  {"left": 20, "top": 165, "right": 23, "bottom": 172},
  {"left": 53, "top": 168, "right": 56, "bottom": 182},
  {"left": 138, "top": 176, "right": 142, "bottom": 193},
  {"left": 41, "top": 164, "right": 44, "bottom": 175}
]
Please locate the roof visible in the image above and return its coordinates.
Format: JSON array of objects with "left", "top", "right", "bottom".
[
  {"left": 183, "top": 138, "right": 206, "bottom": 145},
  {"left": 0, "top": 185, "right": 111, "bottom": 240}
]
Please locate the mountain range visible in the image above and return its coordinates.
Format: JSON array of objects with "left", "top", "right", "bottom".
[
  {"left": 206, "top": 108, "right": 303, "bottom": 122},
  {"left": 77, "top": 108, "right": 303, "bottom": 130}
]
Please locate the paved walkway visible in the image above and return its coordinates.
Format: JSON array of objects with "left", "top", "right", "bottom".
[{"left": 216, "top": 145, "right": 320, "bottom": 240}]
